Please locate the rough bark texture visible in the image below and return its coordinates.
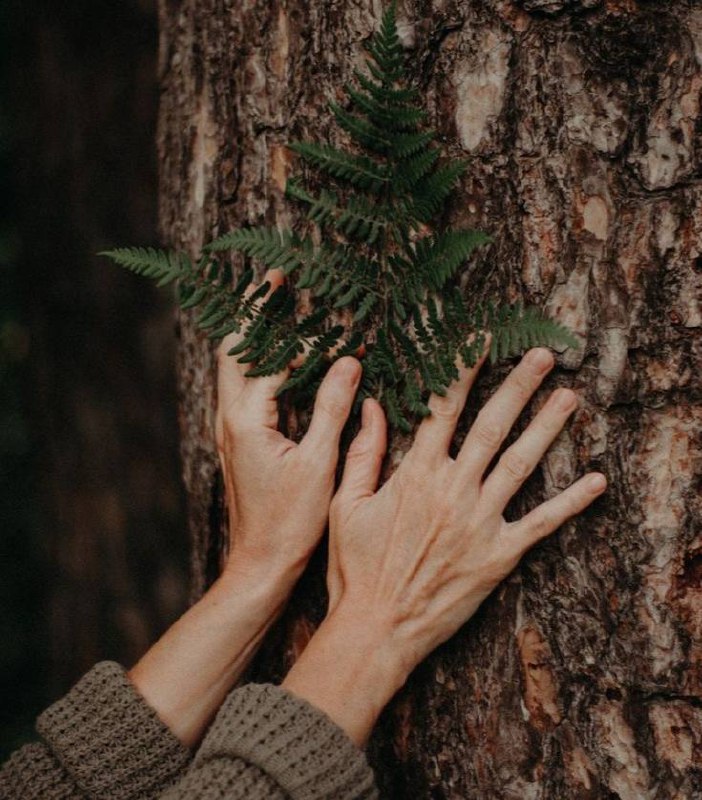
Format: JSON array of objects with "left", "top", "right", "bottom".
[
  {"left": 158, "top": 0, "right": 702, "bottom": 797},
  {"left": 10, "top": 0, "right": 188, "bottom": 695}
]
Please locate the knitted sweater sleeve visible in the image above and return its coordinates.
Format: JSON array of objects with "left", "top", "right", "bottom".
[
  {"left": 0, "top": 661, "right": 191, "bottom": 800},
  {"left": 158, "top": 683, "right": 379, "bottom": 800}
]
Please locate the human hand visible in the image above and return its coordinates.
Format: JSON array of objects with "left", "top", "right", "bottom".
[
  {"left": 128, "top": 270, "right": 362, "bottom": 747},
  {"left": 283, "top": 346, "right": 607, "bottom": 745},
  {"left": 215, "top": 269, "right": 362, "bottom": 585}
]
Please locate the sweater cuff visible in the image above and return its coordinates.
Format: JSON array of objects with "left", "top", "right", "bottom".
[
  {"left": 195, "top": 683, "right": 378, "bottom": 799},
  {"left": 36, "top": 660, "right": 191, "bottom": 799},
  {"left": 0, "top": 742, "right": 80, "bottom": 800}
]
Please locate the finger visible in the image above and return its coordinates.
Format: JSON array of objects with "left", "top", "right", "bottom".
[
  {"left": 335, "top": 399, "right": 387, "bottom": 501},
  {"left": 456, "top": 347, "right": 554, "bottom": 480},
  {"left": 411, "top": 334, "right": 491, "bottom": 463},
  {"left": 480, "top": 388, "right": 578, "bottom": 511},
  {"left": 299, "top": 357, "right": 363, "bottom": 461},
  {"left": 507, "top": 472, "right": 607, "bottom": 552}
]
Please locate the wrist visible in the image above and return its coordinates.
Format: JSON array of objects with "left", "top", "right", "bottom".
[
  {"left": 223, "top": 528, "right": 314, "bottom": 588},
  {"left": 282, "top": 604, "right": 408, "bottom": 746},
  {"left": 219, "top": 548, "right": 306, "bottom": 604},
  {"left": 324, "top": 602, "right": 410, "bottom": 686},
  {"left": 128, "top": 564, "right": 295, "bottom": 748}
]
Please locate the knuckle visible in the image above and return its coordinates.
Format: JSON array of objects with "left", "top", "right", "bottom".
[
  {"left": 510, "top": 370, "right": 535, "bottom": 401},
  {"left": 434, "top": 497, "right": 456, "bottom": 523},
  {"left": 539, "top": 412, "right": 565, "bottom": 436},
  {"left": 317, "top": 392, "right": 349, "bottom": 420},
  {"left": 485, "top": 555, "right": 509, "bottom": 583},
  {"left": 531, "top": 511, "right": 557, "bottom": 540},
  {"left": 301, "top": 440, "right": 337, "bottom": 472},
  {"left": 564, "top": 496, "right": 581, "bottom": 521},
  {"left": 395, "top": 468, "right": 416, "bottom": 494},
  {"left": 396, "top": 462, "right": 429, "bottom": 495},
  {"left": 430, "top": 393, "right": 462, "bottom": 422},
  {"left": 296, "top": 442, "right": 318, "bottom": 467},
  {"left": 473, "top": 553, "right": 511, "bottom": 592},
  {"left": 473, "top": 414, "right": 504, "bottom": 448},
  {"left": 500, "top": 449, "right": 531, "bottom": 482},
  {"left": 346, "top": 438, "right": 370, "bottom": 462}
]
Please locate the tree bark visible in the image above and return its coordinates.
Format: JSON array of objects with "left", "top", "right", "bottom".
[{"left": 158, "top": 0, "right": 702, "bottom": 797}]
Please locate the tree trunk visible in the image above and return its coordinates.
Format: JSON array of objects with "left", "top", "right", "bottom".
[{"left": 158, "top": 0, "right": 702, "bottom": 797}]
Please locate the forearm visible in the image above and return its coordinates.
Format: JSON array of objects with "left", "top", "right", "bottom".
[
  {"left": 282, "top": 607, "right": 407, "bottom": 747},
  {"left": 128, "top": 562, "right": 298, "bottom": 748}
]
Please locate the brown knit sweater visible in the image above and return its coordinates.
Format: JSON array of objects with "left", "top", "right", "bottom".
[{"left": 0, "top": 661, "right": 378, "bottom": 799}]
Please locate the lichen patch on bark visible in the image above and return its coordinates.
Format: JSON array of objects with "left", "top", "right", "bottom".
[{"left": 453, "top": 28, "right": 511, "bottom": 153}]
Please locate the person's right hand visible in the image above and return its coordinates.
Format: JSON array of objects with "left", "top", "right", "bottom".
[{"left": 283, "top": 346, "right": 607, "bottom": 745}]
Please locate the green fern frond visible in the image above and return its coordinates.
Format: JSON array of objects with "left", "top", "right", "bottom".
[
  {"left": 413, "top": 230, "right": 493, "bottom": 290},
  {"left": 288, "top": 141, "right": 387, "bottom": 192},
  {"left": 345, "top": 84, "right": 427, "bottom": 131},
  {"left": 206, "top": 227, "right": 304, "bottom": 275},
  {"left": 286, "top": 179, "right": 389, "bottom": 245},
  {"left": 353, "top": 70, "right": 419, "bottom": 105},
  {"left": 391, "top": 130, "right": 436, "bottom": 159},
  {"left": 393, "top": 147, "right": 442, "bottom": 193},
  {"left": 100, "top": 248, "right": 188, "bottom": 287},
  {"left": 330, "top": 102, "right": 393, "bottom": 154},
  {"left": 484, "top": 304, "right": 578, "bottom": 363},
  {"left": 410, "top": 161, "right": 469, "bottom": 221},
  {"left": 102, "top": 3, "right": 579, "bottom": 431}
]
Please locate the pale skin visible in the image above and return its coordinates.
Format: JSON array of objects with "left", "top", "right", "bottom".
[
  {"left": 130, "top": 269, "right": 607, "bottom": 751},
  {"left": 283, "top": 344, "right": 607, "bottom": 745},
  {"left": 129, "top": 270, "right": 363, "bottom": 747}
]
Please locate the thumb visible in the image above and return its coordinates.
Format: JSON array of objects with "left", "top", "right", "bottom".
[
  {"left": 217, "top": 268, "right": 288, "bottom": 428},
  {"left": 336, "top": 398, "right": 387, "bottom": 501}
]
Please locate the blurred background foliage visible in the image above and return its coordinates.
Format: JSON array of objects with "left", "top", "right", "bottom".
[{"left": 1, "top": 0, "right": 188, "bottom": 756}]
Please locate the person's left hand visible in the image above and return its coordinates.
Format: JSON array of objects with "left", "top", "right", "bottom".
[
  {"left": 128, "top": 271, "right": 361, "bottom": 747},
  {"left": 215, "top": 269, "right": 362, "bottom": 586}
]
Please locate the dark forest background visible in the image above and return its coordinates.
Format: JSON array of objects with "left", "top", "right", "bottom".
[{"left": 0, "top": 0, "right": 188, "bottom": 755}]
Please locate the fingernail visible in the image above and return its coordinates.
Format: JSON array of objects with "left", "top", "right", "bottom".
[
  {"left": 588, "top": 473, "right": 607, "bottom": 492},
  {"left": 525, "top": 348, "right": 554, "bottom": 373}
]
